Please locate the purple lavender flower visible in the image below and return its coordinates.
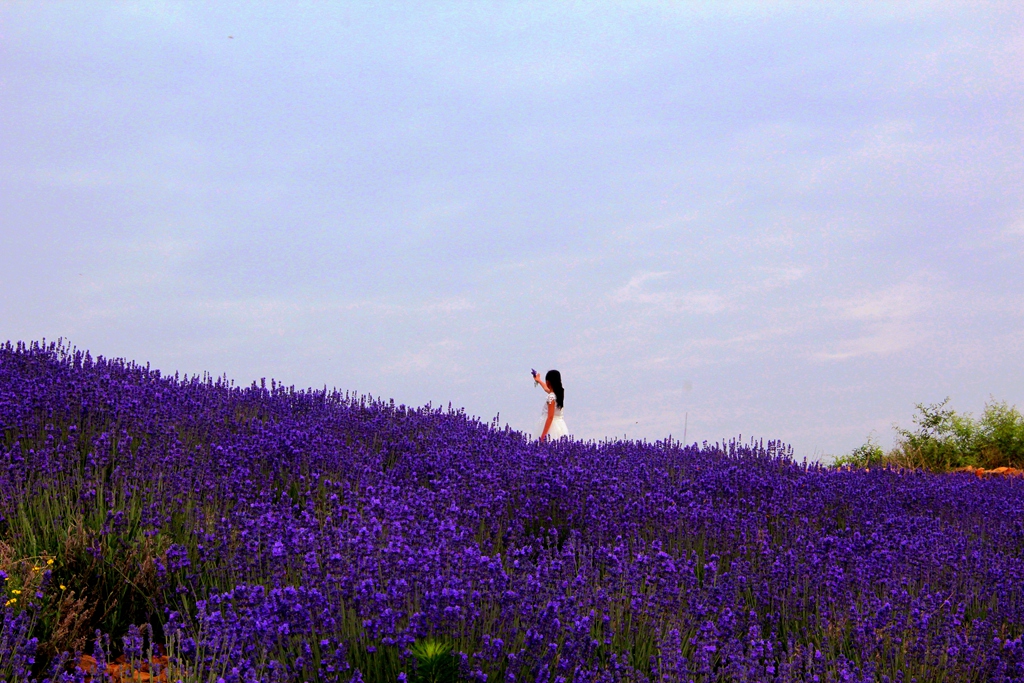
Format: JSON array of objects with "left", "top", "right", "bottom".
[{"left": 2, "top": 340, "right": 1024, "bottom": 682}]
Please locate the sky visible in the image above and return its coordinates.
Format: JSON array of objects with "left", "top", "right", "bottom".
[{"left": 1, "top": 1, "right": 1022, "bottom": 458}]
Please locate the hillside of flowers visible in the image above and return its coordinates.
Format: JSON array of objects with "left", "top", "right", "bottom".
[{"left": 2, "top": 341, "right": 1024, "bottom": 682}]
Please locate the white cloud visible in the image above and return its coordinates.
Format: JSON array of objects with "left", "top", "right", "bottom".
[
  {"left": 380, "top": 339, "right": 463, "bottom": 375},
  {"left": 19, "top": 166, "right": 123, "bottom": 190},
  {"left": 116, "top": 236, "right": 201, "bottom": 260},
  {"left": 815, "top": 277, "right": 935, "bottom": 360},
  {"left": 190, "top": 298, "right": 310, "bottom": 337},
  {"left": 815, "top": 322, "right": 919, "bottom": 361},
  {"left": 418, "top": 298, "right": 475, "bottom": 314},
  {"left": 1004, "top": 219, "right": 1024, "bottom": 237},
  {"left": 758, "top": 266, "right": 807, "bottom": 289},
  {"left": 835, "top": 279, "right": 931, "bottom": 321},
  {"left": 611, "top": 272, "right": 730, "bottom": 314}
]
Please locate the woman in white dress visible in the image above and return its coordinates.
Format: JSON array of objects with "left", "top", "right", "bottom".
[{"left": 532, "top": 369, "right": 569, "bottom": 441}]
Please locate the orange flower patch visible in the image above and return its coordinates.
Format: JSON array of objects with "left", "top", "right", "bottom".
[{"left": 75, "top": 654, "right": 174, "bottom": 683}]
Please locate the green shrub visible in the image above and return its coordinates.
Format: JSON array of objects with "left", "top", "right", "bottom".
[
  {"left": 976, "top": 400, "right": 1024, "bottom": 468},
  {"left": 838, "top": 398, "right": 1024, "bottom": 472},
  {"left": 833, "top": 436, "right": 885, "bottom": 468},
  {"left": 896, "top": 398, "right": 979, "bottom": 471}
]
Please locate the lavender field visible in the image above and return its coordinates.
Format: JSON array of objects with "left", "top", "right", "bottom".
[{"left": 2, "top": 341, "right": 1024, "bottom": 682}]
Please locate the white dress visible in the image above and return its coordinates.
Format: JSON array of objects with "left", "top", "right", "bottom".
[{"left": 535, "top": 391, "right": 569, "bottom": 440}]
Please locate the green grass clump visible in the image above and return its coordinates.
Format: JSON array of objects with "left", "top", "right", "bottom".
[{"left": 837, "top": 398, "right": 1024, "bottom": 472}]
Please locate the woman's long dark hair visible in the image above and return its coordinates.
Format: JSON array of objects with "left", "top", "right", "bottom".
[{"left": 545, "top": 370, "right": 564, "bottom": 409}]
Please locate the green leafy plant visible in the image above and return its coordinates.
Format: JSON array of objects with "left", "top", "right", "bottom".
[{"left": 409, "top": 638, "right": 460, "bottom": 683}]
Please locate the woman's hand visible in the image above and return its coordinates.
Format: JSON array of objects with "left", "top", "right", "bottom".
[{"left": 533, "top": 372, "right": 550, "bottom": 392}]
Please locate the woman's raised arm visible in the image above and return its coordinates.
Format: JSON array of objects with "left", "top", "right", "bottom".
[{"left": 532, "top": 371, "right": 551, "bottom": 393}]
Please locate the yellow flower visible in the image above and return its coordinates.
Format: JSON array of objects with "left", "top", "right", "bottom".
[
  {"left": 31, "top": 567, "right": 40, "bottom": 572},
  {"left": 47, "top": 559, "right": 54, "bottom": 565},
  {"left": 5, "top": 598, "right": 15, "bottom": 605},
  {"left": 60, "top": 585, "right": 67, "bottom": 591},
  {"left": 11, "top": 590, "right": 21, "bottom": 595}
]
